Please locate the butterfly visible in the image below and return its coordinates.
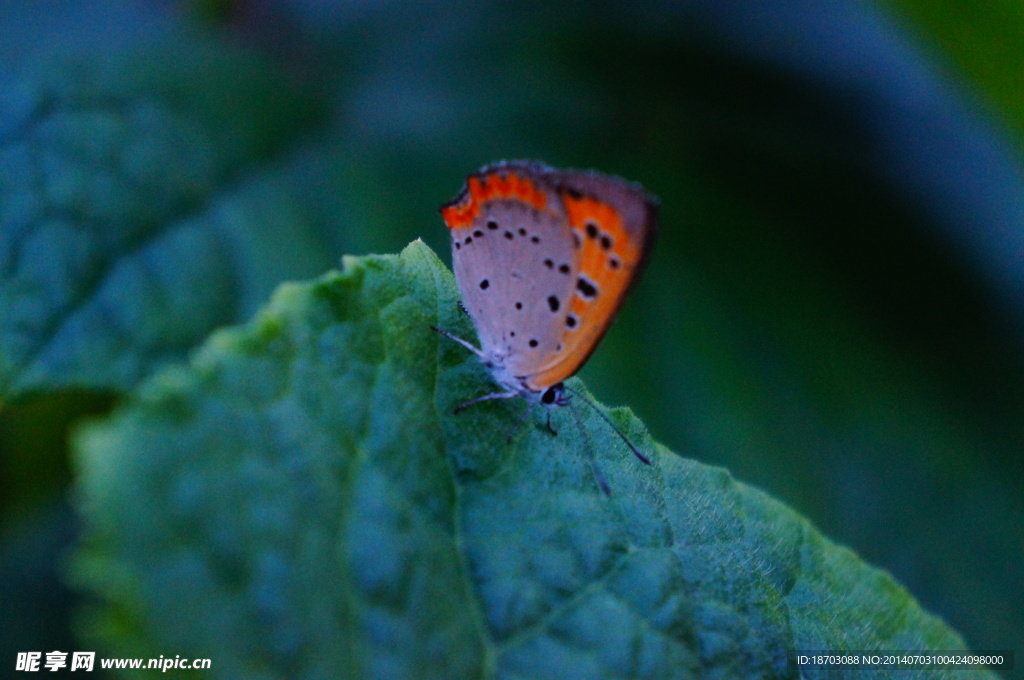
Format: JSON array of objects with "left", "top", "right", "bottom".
[{"left": 432, "top": 160, "right": 658, "bottom": 482}]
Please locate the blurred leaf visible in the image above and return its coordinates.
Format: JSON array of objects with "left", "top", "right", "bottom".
[
  {"left": 72, "top": 242, "right": 985, "bottom": 679},
  {"left": 0, "top": 31, "right": 332, "bottom": 401},
  {"left": 0, "top": 501, "right": 80, "bottom": 667},
  {"left": 0, "top": 390, "right": 115, "bottom": 520},
  {"left": 883, "top": 0, "right": 1024, "bottom": 146}
]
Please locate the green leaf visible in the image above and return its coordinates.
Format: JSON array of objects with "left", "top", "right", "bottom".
[
  {"left": 72, "top": 242, "right": 989, "bottom": 679},
  {"left": 0, "top": 32, "right": 331, "bottom": 400}
]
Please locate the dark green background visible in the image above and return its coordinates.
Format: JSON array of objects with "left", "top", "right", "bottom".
[{"left": 1, "top": 0, "right": 1021, "bottom": 676}]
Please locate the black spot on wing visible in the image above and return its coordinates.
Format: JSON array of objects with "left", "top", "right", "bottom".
[{"left": 576, "top": 276, "right": 597, "bottom": 299}]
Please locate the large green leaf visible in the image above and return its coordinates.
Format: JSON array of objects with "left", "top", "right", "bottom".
[
  {"left": 0, "top": 33, "right": 330, "bottom": 400},
  {"left": 72, "top": 241, "right": 988, "bottom": 679}
]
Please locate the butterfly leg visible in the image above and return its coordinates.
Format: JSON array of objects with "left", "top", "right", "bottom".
[
  {"left": 505, "top": 405, "right": 535, "bottom": 443},
  {"left": 545, "top": 411, "right": 558, "bottom": 436},
  {"left": 566, "top": 401, "right": 612, "bottom": 496},
  {"left": 453, "top": 390, "right": 518, "bottom": 414},
  {"left": 430, "top": 325, "right": 485, "bottom": 359},
  {"left": 590, "top": 460, "right": 612, "bottom": 496}
]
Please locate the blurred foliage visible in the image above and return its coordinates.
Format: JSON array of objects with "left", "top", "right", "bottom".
[
  {"left": 73, "top": 243, "right": 984, "bottom": 678},
  {"left": 0, "top": 0, "right": 1022, "bottom": 677},
  {"left": 884, "top": 0, "right": 1024, "bottom": 146},
  {"left": 0, "top": 32, "right": 330, "bottom": 399}
]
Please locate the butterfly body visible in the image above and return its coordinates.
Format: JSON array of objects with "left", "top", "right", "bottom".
[{"left": 436, "top": 160, "right": 657, "bottom": 463}]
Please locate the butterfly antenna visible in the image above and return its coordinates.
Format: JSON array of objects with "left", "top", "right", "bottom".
[
  {"left": 567, "top": 401, "right": 612, "bottom": 496},
  {"left": 564, "top": 386, "right": 651, "bottom": 465}
]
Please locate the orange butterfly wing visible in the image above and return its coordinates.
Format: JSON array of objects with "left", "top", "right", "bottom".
[{"left": 523, "top": 172, "right": 658, "bottom": 391}]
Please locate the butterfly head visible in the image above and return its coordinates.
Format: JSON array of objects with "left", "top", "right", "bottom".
[
  {"left": 540, "top": 382, "right": 570, "bottom": 409},
  {"left": 484, "top": 351, "right": 568, "bottom": 409}
]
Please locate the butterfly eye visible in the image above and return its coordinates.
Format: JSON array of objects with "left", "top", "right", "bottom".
[{"left": 540, "top": 383, "right": 566, "bottom": 406}]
